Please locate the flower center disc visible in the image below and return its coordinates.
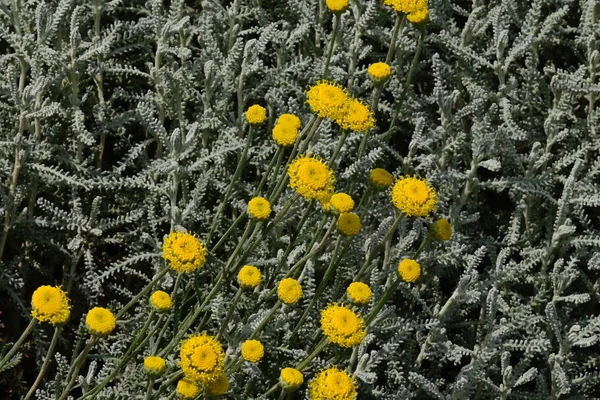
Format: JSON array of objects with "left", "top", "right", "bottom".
[
  {"left": 405, "top": 181, "right": 428, "bottom": 203},
  {"left": 174, "top": 237, "right": 197, "bottom": 262},
  {"left": 325, "top": 372, "right": 352, "bottom": 396},
  {"left": 332, "top": 309, "right": 359, "bottom": 336},
  {"left": 298, "top": 162, "right": 328, "bottom": 189},
  {"left": 192, "top": 346, "right": 217, "bottom": 371}
]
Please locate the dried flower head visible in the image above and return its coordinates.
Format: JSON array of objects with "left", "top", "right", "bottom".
[{"left": 288, "top": 155, "right": 336, "bottom": 203}]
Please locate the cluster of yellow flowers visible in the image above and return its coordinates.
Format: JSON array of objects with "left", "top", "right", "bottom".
[
  {"left": 309, "top": 366, "right": 357, "bottom": 400},
  {"left": 272, "top": 113, "right": 301, "bottom": 147},
  {"left": 288, "top": 154, "right": 336, "bottom": 203},
  {"left": 306, "top": 80, "right": 375, "bottom": 133},
  {"left": 384, "top": 0, "right": 429, "bottom": 24}
]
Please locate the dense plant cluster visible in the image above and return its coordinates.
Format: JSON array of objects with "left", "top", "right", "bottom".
[{"left": 1, "top": 0, "right": 599, "bottom": 399}]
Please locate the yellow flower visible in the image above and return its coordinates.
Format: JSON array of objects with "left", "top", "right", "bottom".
[
  {"left": 383, "top": 0, "right": 425, "bottom": 14},
  {"left": 391, "top": 176, "right": 437, "bottom": 217},
  {"left": 280, "top": 367, "right": 304, "bottom": 391},
  {"left": 326, "top": 0, "right": 348, "bottom": 13},
  {"left": 336, "top": 98, "right": 375, "bottom": 133},
  {"left": 430, "top": 218, "right": 452, "bottom": 241},
  {"left": 368, "top": 62, "right": 391, "bottom": 81},
  {"left": 180, "top": 333, "right": 225, "bottom": 384},
  {"left": 369, "top": 168, "right": 394, "bottom": 189},
  {"left": 248, "top": 197, "right": 271, "bottom": 220},
  {"left": 408, "top": 7, "right": 428, "bottom": 23},
  {"left": 288, "top": 155, "right": 336, "bottom": 203},
  {"left": 177, "top": 378, "right": 200, "bottom": 399},
  {"left": 163, "top": 231, "right": 208, "bottom": 273},
  {"left": 329, "top": 193, "right": 354, "bottom": 213},
  {"left": 150, "top": 290, "right": 172, "bottom": 313},
  {"left": 398, "top": 259, "right": 421, "bottom": 282},
  {"left": 86, "top": 307, "right": 116, "bottom": 337},
  {"left": 246, "top": 104, "right": 267, "bottom": 125},
  {"left": 31, "top": 285, "right": 70, "bottom": 326},
  {"left": 272, "top": 122, "right": 299, "bottom": 147},
  {"left": 278, "top": 278, "right": 303, "bottom": 304},
  {"left": 238, "top": 265, "right": 262, "bottom": 289},
  {"left": 241, "top": 339, "right": 264, "bottom": 363},
  {"left": 346, "top": 282, "right": 372, "bottom": 305},
  {"left": 205, "top": 373, "right": 229, "bottom": 395},
  {"left": 306, "top": 80, "right": 350, "bottom": 121},
  {"left": 309, "top": 366, "right": 357, "bottom": 400},
  {"left": 337, "top": 212, "right": 361, "bottom": 236},
  {"left": 320, "top": 303, "right": 366, "bottom": 348},
  {"left": 277, "top": 113, "right": 302, "bottom": 130},
  {"left": 144, "top": 356, "right": 166, "bottom": 377}
]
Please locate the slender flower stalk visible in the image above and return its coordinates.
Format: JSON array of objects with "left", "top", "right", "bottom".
[
  {"left": 355, "top": 212, "right": 403, "bottom": 280},
  {"left": 24, "top": 327, "right": 62, "bottom": 400},
  {"left": 0, "top": 319, "right": 36, "bottom": 370},
  {"left": 58, "top": 337, "right": 98, "bottom": 400},
  {"left": 216, "top": 287, "right": 243, "bottom": 340},
  {"left": 323, "top": 14, "right": 342, "bottom": 79}
]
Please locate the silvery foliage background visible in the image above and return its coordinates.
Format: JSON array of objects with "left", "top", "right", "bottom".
[{"left": 0, "top": 0, "right": 599, "bottom": 398}]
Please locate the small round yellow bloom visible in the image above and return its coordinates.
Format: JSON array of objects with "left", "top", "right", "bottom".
[
  {"left": 241, "top": 339, "right": 264, "bottom": 363},
  {"left": 280, "top": 368, "right": 304, "bottom": 391},
  {"left": 150, "top": 290, "right": 172, "bottom": 313},
  {"left": 177, "top": 378, "right": 200, "bottom": 399},
  {"left": 430, "top": 218, "right": 452, "bottom": 241},
  {"left": 248, "top": 197, "right": 271, "bottom": 220},
  {"left": 321, "top": 303, "right": 366, "bottom": 348},
  {"left": 330, "top": 193, "right": 354, "bottom": 213},
  {"left": 144, "top": 356, "right": 166, "bottom": 377},
  {"left": 336, "top": 98, "right": 375, "bottom": 133},
  {"left": 31, "top": 285, "right": 70, "bottom": 326},
  {"left": 206, "top": 373, "right": 229, "bottom": 395},
  {"left": 369, "top": 168, "right": 394, "bottom": 189},
  {"left": 163, "top": 231, "right": 208, "bottom": 273},
  {"left": 391, "top": 176, "right": 437, "bottom": 217},
  {"left": 306, "top": 80, "right": 350, "bottom": 121},
  {"left": 384, "top": 0, "right": 425, "bottom": 14},
  {"left": 398, "top": 259, "right": 421, "bottom": 282},
  {"left": 346, "top": 282, "right": 372, "bottom": 305},
  {"left": 326, "top": 0, "right": 349, "bottom": 13},
  {"left": 368, "top": 62, "right": 391, "bottom": 81},
  {"left": 278, "top": 278, "right": 303, "bottom": 304},
  {"left": 309, "top": 366, "right": 357, "bottom": 400},
  {"left": 238, "top": 265, "right": 262, "bottom": 289},
  {"left": 277, "top": 113, "right": 302, "bottom": 129},
  {"left": 272, "top": 122, "right": 299, "bottom": 147},
  {"left": 338, "top": 212, "right": 361, "bottom": 236},
  {"left": 86, "top": 307, "right": 116, "bottom": 337},
  {"left": 246, "top": 104, "right": 267, "bottom": 125},
  {"left": 408, "top": 7, "right": 428, "bottom": 23},
  {"left": 180, "top": 333, "right": 225, "bottom": 384},
  {"left": 288, "top": 155, "right": 336, "bottom": 203}
]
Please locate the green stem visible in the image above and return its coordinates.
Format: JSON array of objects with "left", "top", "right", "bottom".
[
  {"left": 256, "top": 146, "right": 283, "bottom": 196},
  {"left": 323, "top": 14, "right": 341, "bottom": 79},
  {"left": 413, "top": 236, "right": 429, "bottom": 259},
  {"left": 365, "top": 278, "right": 401, "bottom": 326},
  {"left": 0, "top": 318, "right": 36, "bottom": 369},
  {"left": 207, "top": 125, "right": 255, "bottom": 244},
  {"left": 328, "top": 130, "right": 348, "bottom": 167},
  {"left": 152, "top": 370, "right": 183, "bottom": 400},
  {"left": 355, "top": 212, "right": 403, "bottom": 281},
  {"left": 216, "top": 287, "right": 243, "bottom": 340},
  {"left": 24, "top": 326, "right": 62, "bottom": 400},
  {"left": 210, "top": 212, "right": 246, "bottom": 254},
  {"left": 385, "top": 14, "right": 405, "bottom": 64},
  {"left": 144, "top": 378, "right": 155, "bottom": 400},
  {"left": 266, "top": 145, "right": 287, "bottom": 199},
  {"left": 249, "top": 301, "right": 282, "bottom": 341},
  {"left": 58, "top": 337, "right": 97, "bottom": 400},
  {"left": 115, "top": 267, "right": 169, "bottom": 320},
  {"left": 297, "top": 337, "right": 329, "bottom": 370}
]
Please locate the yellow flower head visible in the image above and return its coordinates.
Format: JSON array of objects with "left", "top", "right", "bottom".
[
  {"left": 280, "top": 367, "right": 304, "bottom": 391},
  {"left": 391, "top": 176, "right": 437, "bottom": 217},
  {"left": 177, "top": 378, "right": 200, "bottom": 399},
  {"left": 306, "top": 80, "right": 350, "bottom": 121},
  {"left": 346, "top": 282, "right": 372, "bottom": 305},
  {"left": 246, "top": 104, "right": 267, "bottom": 125},
  {"left": 272, "top": 122, "right": 299, "bottom": 147},
  {"left": 408, "top": 7, "right": 428, "bottom": 23},
  {"left": 330, "top": 193, "right": 354, "bottom": 213},
  {"left": 288, "top": 155, "right": 336, "bottom": 203},
  {"left": 326, "top": 0, "right": 349, "bottom": 13},
  {"left": 163, "top": 231, "right": 208, "bottom": 273},
  {"left": 150, "top": 290, "right": 172, "bottom": 313},
  {"left": 383, "top": 0, "right": 426, "bottom": 14},
  {"left": 238, "top": 265, "right": 262, "bottom": 290},
  {"left": 206, "top": 373, "right": 229, "bottom": 395},
  {"left": 369, "top": 168, "right": 394, "bottom": 189},
  {"left": 398, "top": 259, "right": 421, "bottom": 282},
  {"left": 180, "top": 333, "right": 225, "bottom": 384},
  {"left": 320, "top": 303, "right": 366, "bottom": 348},
  {"left": 248, "top": 197, "right": 271, "bottom": 220},
  {"left": 86, "top": 307, "right": 116, "bottom": 337},
  {"left": 430, "top": 218, "right": 452, "bottom": 241},
  {"left": 241, "top": 339, "right": 264, "bottom": 363},
  {"left": 277, "top": 113, "right": 302, "bottom": 130},
  {"left": 336, "top": 98, "right": 375, "bottom": 133},
  {"left": 144, "top": 356, "right": 167, "bottom": 377},
  {"left": 309, "top": 366, "right": 357, "bottom": 400},
  {"left": 31, "top": 285, "right": 70, "bottom": 326},
  {"left": 278, "top": 278, "right": 303, "bottom": 304},
  {"left": 338, "top": 212, "right": 361, "bottom": 236},
  {"left": 368, "top": 62, "right": 391, "bottom": 81}
]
